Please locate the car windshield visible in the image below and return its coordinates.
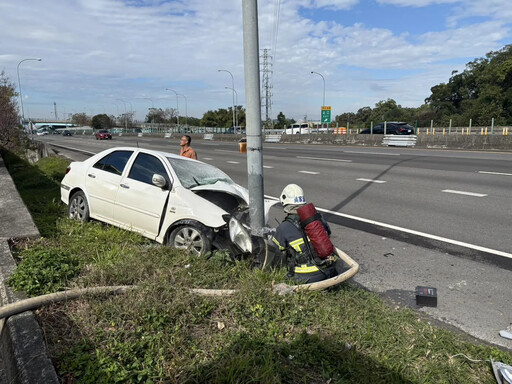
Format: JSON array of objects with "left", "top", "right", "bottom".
[{"left": 167, "top": 157, "right": 234, "bottom": 189}]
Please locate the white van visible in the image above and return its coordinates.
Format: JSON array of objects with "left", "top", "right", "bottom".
[{"left": 285, "top": 123, "right": 312, "bottom": 134}]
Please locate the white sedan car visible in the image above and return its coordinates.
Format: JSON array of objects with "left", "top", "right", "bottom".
[{"left": 61, "top": 147, "right": 275, "bottom": 256}]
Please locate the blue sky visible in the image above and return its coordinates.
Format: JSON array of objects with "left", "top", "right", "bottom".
[{"left": 1, "top": 0, "right": 511, "bottom": 123}]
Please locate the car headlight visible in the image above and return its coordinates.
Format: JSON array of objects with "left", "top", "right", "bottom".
[{"left": 229, "top": 217, "right": 252, "bottom": 253}]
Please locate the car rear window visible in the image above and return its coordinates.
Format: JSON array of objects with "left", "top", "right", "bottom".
[{"left": 93, "top": 150, "right": 133, "bottom": 175}]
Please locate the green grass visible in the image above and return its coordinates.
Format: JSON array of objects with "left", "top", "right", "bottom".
[
  {"left": 3, "top": 152, "right": 511, "bottom": 383},
  {"left": 2, "top": 149, "right": 68, "bottom": 237}
]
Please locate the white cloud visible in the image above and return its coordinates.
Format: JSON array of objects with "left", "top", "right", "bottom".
[
  {"left": 0, "top": 0, "right": 510, "bottom": 120},
  {"left": 377, "top": 0, "right": 460, "bottom": 6}
]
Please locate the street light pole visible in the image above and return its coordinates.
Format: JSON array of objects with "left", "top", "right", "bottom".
[
  {"left": 127, "top": 101, "right": 133, "bottom": 126},
  {"left": 225, "top": 87, "right": 238, "bottom": 128},
  {"left": 16, "top": 58, "right": 42, "bottom": 127},
  {"left": 310, "top": 71, "right": 325, "bottom": 107},
  {"left": 145, "top": 97, "right": 154, "bottom": 129},
  {"left": 177, "top": 94, "right": 188, "bottom": 130},
  {"left": 218, "top": 69, "right": 236, "bottom": 130},
  {"left": 165, "top": 88, "right": 180, "bottom": 127},
  {"left": 137, "top": 97, "right": 154, "bottom": 128},
  {"left": 117, "top": 98, "right": 128, "bottom": 131}
]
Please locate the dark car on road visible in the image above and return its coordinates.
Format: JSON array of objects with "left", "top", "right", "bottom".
[
  {"left": 95, "top": 129, "right": 112, "bottom": 140},
  {"left": 360, "top": 122, "right": 414, "bottom": 135},
  {"left": 63, "top": 130, "right": 73, "bottom": 136}
]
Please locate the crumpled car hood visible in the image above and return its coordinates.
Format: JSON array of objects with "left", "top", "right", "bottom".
[
  {"left": 190, "top": 182, "right": 279, "bottom": 222},
  {"left": 190, "top": 181, "right": 249, "bottom": 206}
]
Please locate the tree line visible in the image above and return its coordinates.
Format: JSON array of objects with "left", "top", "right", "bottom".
[{"left": 335, "top": 45, "right": 512, "bottom": 128}]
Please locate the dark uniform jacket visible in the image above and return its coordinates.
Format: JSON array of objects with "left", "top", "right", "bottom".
[{"left": 272, "top": 213, "right": 332, "bottom": 279}]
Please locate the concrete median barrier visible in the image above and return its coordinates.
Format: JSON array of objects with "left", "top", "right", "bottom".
[{"left": 0, "top": 153, "right": 59, "bottom": 383}]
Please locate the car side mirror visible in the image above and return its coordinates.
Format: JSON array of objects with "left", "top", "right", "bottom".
[{"left": 152, "top": 174, "right": 168, "bottom": 189}]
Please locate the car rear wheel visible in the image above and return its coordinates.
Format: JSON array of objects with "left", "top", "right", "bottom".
[
  {"left": 68, "top": 191, "right": 90, "bottom": 221},
  {"left": 168, "top": 225, "right": 211, "bottom": 257}
]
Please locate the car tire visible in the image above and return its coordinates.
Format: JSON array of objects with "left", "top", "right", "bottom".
[
  {"left": 68, "top": 191, "right": 90, "bottom": 222},
  {"left": 168, "top": 225, "right": 211, "bottom": 257}
]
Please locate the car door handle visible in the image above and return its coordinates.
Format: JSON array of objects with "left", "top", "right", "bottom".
[
  {"left": 87, "top": 173, "right": 96, "bottom": 179},
  {"left": 120, "top": 184, "right": 130, "bottom": 189}
]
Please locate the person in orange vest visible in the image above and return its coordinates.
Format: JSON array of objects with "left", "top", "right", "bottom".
[{"left": 179, "top": 135, "right": 197, "bottom": 160}]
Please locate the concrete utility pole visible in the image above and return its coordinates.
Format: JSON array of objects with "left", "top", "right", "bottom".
[
  {"left": 53, "top": 101, "right": 58, "bottom": 120},
  {"left": 242, "top": 0, "right": 265, "bottom": 231}
]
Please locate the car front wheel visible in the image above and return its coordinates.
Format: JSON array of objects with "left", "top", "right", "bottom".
[
  {"left": 168, "top": 225, "right": 211, "bottom": 257},
  {"left": 68, "top": 191, "right": 90, "bottom": 221}
]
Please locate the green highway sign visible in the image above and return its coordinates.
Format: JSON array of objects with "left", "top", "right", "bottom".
[{"left": 321, "top": 106, "right": 331, "bottom": 123}]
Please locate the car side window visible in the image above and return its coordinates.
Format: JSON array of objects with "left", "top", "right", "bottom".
[
  {"left": 92, "top": 150, "right": 133, "bottom": 175},
  {"left": 128, "top": 153, "right": 169, "bottom": 186}
]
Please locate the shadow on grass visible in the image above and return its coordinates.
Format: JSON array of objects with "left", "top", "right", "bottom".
[
  {"left": 1, "top": 149, "right": 67, "bottom": 238},
  {"left": 182, "top": 331, "right": 416, "bottom": 384}
]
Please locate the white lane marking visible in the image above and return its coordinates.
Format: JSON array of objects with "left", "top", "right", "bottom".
[
  {"left": 268, "top": 147, "right": 288, "bottom": 150},
  {"left": 202, "top": 157, "right": 213, "bottom": 160},
  {"left": 478, "top": 171, "right": 512, "bottom": 176},
  {"left": 263, "top": 165, "right": 274, "bottom": 169},
  {"left": 442, "top": 189, "right": 488, "bottom": 197},
  {"left": 215, "top": 149, "right": 240, "bottom": 153},
  {"left": 227, "top": 161, "right": 240, "bottom": 164},
  {"left": 264, "top": 194, "right": 512, "bottom": 259},
  {"left": 357, "top": 178, "right": 387, "bottom": 184},
  {"left": 343, "top": 150, "right": 400, "bottom": 156},
  {"left": 199, "top": 142, "right": 219, "bottom": 145},
  {"left": 297, "top": 156, "right": 352, "bottom": 163},
  {"left": 299, "top": 171, "right": 320, "bottom": 175}
]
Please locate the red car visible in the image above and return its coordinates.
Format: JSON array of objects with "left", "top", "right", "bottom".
[{"left": 95, "top": 130, "right": 112, "bottom": 140}]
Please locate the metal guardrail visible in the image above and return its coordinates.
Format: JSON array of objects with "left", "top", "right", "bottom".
[
  {"left": 265, "top": 134, "right": 282, "bottom": 143},
  {"left": 382, "top": 135, "right": 417, "bottom": 147}
]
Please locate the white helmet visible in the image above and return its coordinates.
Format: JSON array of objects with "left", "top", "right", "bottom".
[{"left": 280, "top": 184, "right": 306, "bottom": 206}]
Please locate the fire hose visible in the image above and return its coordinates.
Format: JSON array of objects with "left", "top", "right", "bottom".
[{"left": 0, "top": 248, "right": 358, "bottom": 324}]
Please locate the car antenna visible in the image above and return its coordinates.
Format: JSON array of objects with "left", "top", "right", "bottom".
[{"left": 136, "top": 141, "right": 139, "bottom": 148}]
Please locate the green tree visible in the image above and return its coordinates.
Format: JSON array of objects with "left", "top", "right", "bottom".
[
  {"left": 274, "top": 112, "right": 295, "bottom": 129},
  {"left": 275, "top": 112, "right": 287, "bottom": 129},
  {"left": 0, "top": 71, "right": 26, "bottom": 150},
  {"left": 145, "top": 108, "right": 178, "bottom": 124},
  {"left": 355, "top": 107, "right": 372, "bottom": 125},
  {"left": 200, "top": 108, "right": 233, "bottom": 127},
  {"left": 335, "top": 112, "right": 356, "bottom": 126},
  {"left": 71, "top": 113, "right": 90, "bottom": 126},
  {"left": 91, "top": 114, "right": 114, "bottom": 130},
  {"left": 426, "top": 44, "right": 512, "bottom": 125}
]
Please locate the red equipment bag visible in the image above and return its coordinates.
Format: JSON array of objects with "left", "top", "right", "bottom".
[{"left": 297, "top": 203, "right": 335, "bottom": 259}]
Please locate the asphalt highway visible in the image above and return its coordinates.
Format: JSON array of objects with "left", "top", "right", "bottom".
[
  {"left": 43, "top": 134, "right": 512, "bottom": 260},
  {"left": 39, "top": 134, "right": 512, "bottom": 351}
]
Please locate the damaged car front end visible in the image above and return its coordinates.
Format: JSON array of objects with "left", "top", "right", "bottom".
[
  {"left": 165, "top": 155, "right": 277, "bottom": 259},
  {"left": 189, "top": 183, "right": 277, "bottom": 259}
]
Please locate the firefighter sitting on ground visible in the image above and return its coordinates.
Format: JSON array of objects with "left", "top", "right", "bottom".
[{"left": 271, "top": 184, "right": 340, "bottom": 283}]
